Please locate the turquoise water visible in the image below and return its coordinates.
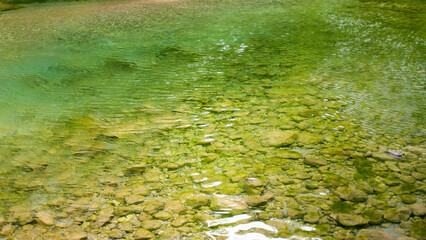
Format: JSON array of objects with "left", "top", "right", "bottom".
[{"left": 0, "top": 0, "right": 425, "bottom": 239}]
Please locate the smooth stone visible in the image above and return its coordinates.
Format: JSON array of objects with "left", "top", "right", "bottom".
[
  {"left": 171, "top": 218, "right": 187, "bottom": 227},
  {"left": 243, "top": 195, "right": 267, "bottom": 207},
  {"left": 0, "top": 225, "right": 16, "bottom": 236},
  {"left": 335, "top": 185, "right": 368, "bottom": 202},
  {"left": 401, "top": 195, "right": 417, "bottom": 204},
  {"left": 69, "top": 233, "right": 88, "bottom": 240},
  {"left": 142, "top": 200, "right": 164, "bottom": 213},
  {"left": 0, "top": 216, "right": 5, "bottom": 227},
  {"left": 337, "top": 214, "right": 368, "bottom": 227},
  {"left": 210, "top": 195, "right": 248, "bottom": 213},
  {"left": 165, "top": 200, "right": 185, "bottom": 214},
  {"left": 35, "top": 211, "right": 54, "bottom": 226},
  {"left": 410, "top": 220, "right": 426, "bottom": 239},
  {"left": 263, "top": 130, "right": 297, "bottom": 147},
  {"left": 297, "top": 132, "right": 323, "bottom": 145},
  {"left": 141, "top": 220, "right": 163, "bottom": 230},
  {"left": 94, "top": 207, "right": 113, "bottom": 228},
  {"left": 287, "top": 208, "right": 305, "bottom": 219},
  {"left": 383, "top": 206, "right": 412, "bottom": 223},
  {"left": 126, "top": 195, "right": 145, "bottom": 205},
  {"left": 154, "top": 211, "right": 173, "bottom": 220},
  {"left": 109, "top": 229, "right": 123, "bottom": 239},
  {"left": 133, "top": 186, "right": 151, "bottom": 196},
  {"left": 304, "top": 211, "right": 321, "bottom": 224},
  {"left": 356, "top": 229, "right": 395, "bottom": 240},
  {"left": 304, "top": 156, "right": 327, "bottom": 167},
  {"left": 120, "top": 221, "right": 134, "bottom": 232},
  {"left": 135, "top": 229, "right": 155, "bottom": 240},
  {"left": 361, "top": 209, "right": 384, "bottom": 225},
  {"left": 9, "top": 205, "right": 33, "bottom": 225},
  {"left": 185, "top": 195, "right": 209, "bottom": 208},
  {"left": 409, "top": 203, "right": 426, "bottom": 216},
  {"left": 114, "top": 206, "right": 136, "bottom": 216},
  {"left": 125, "top": 163, "right": 147, "bottom": 174}
]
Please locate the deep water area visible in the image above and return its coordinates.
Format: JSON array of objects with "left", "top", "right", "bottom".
[{"left": 0, "top": 0, "right": 425, "bottom": 239}]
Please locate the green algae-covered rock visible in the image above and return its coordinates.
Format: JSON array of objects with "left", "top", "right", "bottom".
[
  {"left": 210, "top": 195, "right": 248, "bottom": 214},
  {"left": 141, "top": 220, "right": 163, "bottom": 230},
  {"left": 243, "top": 195, "right": 266, "bottom": 207},
  {"left": 401, "top": 194, "right": 417, "bottom": 204},
  {"left": 276, "top": 150, "right": 302, "bottom": 159},
  {"left": 263, "top": 130, "right": 297, "bottom": 147},
  {"left": 297, "top": 132, "right": 323, "bottom": 145},
  {"left": 304, "top": 211, "right": 321, "bottom": 223},
  {"left": 336, "top": 213, "right": 368, "bottom": 226},
  {"left": 135, "top": 228, "right": 155, "bottom": 239},
  {"left": 322, "top": 173, "right": 348, "bottom": 188},
  {"left": 304, "top": 156, "right": 326, "bottom": 167},
  {"left": 383, "top": 206, "right": 412, "bottom": 223},
  {"left": 356, "top": 229, "right": 395, "bottom": 240},
  {"left": 335, "top": 185, "right": 368, "bottom": 202},
  {"left": 409, "top": 203, "right": 426, "bottom": 216},
  {"left": 361, "top": 209, "right": 383, "bottom": 225},
  {"left": 185, "top": 195, "right": 209, "bottom": 208},
  {"left": 410, "top": 219, "right": 426, "bottom": 239},
  {"left": 288, "top": 208, "right": 305, "bottom": 219},
  {"left": 395, "top": 183, "right": 417, "bottom": 194}
]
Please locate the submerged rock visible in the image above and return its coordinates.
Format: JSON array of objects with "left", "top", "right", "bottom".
[
  {"left": 210, "top": 195, "right": 248, "bottom": 213},
  {"left": 410, "top": 219, "right": 426, "bottom": 239},
  {"left": 263, "top": 130, "right": 297, "bottom": 147},
  {"left": 383, "top": 206, "right": 412, "bottom": 223},
  {"left": 8, "top": 205, "right": 33, "bottom": 225},
  {"left": 35, "top": 211, "right": 54, "bottom": 226},
  {"left": 185, "top": 195, "right": 209, "bottom": 208},
  {"left": 135, "top": 228, "right": 155, "bottom": 239},
  {"left": 303, "top": 156, "right": 326, "bottom": 167},
  {"left": 335, "top": 185, "right": 368, "bottom": 202},
  {"left": 337, "top": 213, "right": 368, "bottom": 226},
  {"left": 356, "top": 229, "right": 395, "bottom": 240},
  {"left": 0, "top": 225, "right": 16, "bottom": 236},
  {"left": 385, "top": 150, "right": 404, "bottom": 159}
]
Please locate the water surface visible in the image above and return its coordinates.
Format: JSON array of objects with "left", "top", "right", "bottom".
[{"left": 0, "top": 0, "right": 424, "bottom": 239}]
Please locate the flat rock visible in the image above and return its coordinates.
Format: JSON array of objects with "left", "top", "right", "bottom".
[
  {"left": 409, "top": 203, "right": 426, "bottom": 216},
  {"left": 0, "top": 216, "right": 5, "bottom": 227},
  {"left": 35, "top": 211, "right": 54, "bottom": 226},
  {"left": 185, "top": 195, "right": 209, "bottom": 208},
  {"left": 94, "top": 207, "right": 113, "bottom": 228},
  {"left": 337, "top": 214, "right": 368, "bottom": 227},
  {"left": 263, "top": 130, "right": 297, "bottom": 147},
  {"left": 125, "top": 195, "right": 145, "bottom": 205},
  {"left": 335, "top": 185, "right": 368, "bottom": 202},
  {"left": 210, "top": 195, "right": 248, "bottom": 213},
  {"left": 304, "top": 156, "right": 327, "bottom": 167},
  {"left": 165, "top": 200, "right": 185, "bottom": 214},
  {"left": 141, "top": 220, "right": 163, "bottom": 230},
  {"left": 384, "top": 206, "right": 412, "bottom": 223},
  {"left": 356, "top": 229, "right": 395, "bottom": 240},
  {"left": 243, "top": 195, "right": 266, "bottom": 207},
  {"left": 8, "top": 205, "right": 33, "bottom": 225},
  {"left": 125, "top": 163, "right": 147, "bottom": 174},
  {"left": 135, "top": 229, "right": 155, "bottom": 240},
  {"left": 154, "top": 211, "right": 172, "bottom": 220}
]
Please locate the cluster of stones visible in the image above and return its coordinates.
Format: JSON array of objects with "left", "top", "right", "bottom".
[{"left": 0, "top": 76, "right": 425, "bottom": 240}]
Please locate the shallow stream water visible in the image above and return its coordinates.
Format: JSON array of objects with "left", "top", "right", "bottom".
[{"left": 0, "top": 0, "right": 425, "bottom": 239}]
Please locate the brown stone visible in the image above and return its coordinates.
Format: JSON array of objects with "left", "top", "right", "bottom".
[
  {"left": 356, "top": 229, "right": 395, "bottom": 240},
  {"left": 35, "top": 211, "right": 54, "bottom": 226},
  {"left": 134, "top": 229, "right": 155, "bottom": 240}
]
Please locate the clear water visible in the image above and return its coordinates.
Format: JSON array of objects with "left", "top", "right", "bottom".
[{"left": 0, "top": 0, "right": 424, "bottom": 238}]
